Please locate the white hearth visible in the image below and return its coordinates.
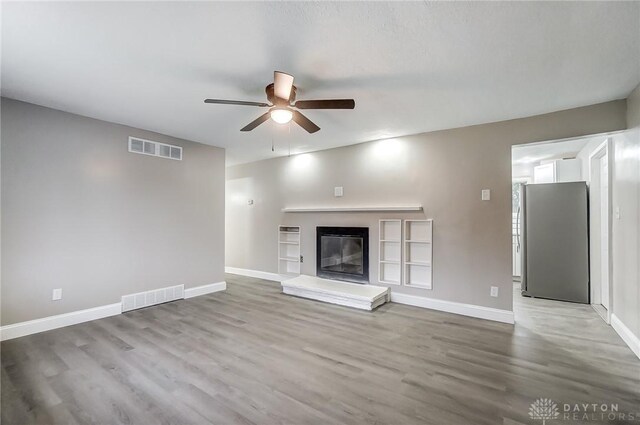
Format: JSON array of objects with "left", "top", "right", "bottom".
[{"left": 281, "top": 275, "right": 389, "bottom": 311}]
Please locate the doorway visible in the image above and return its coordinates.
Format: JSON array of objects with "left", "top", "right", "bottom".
[
  {"left": 589, "top": 139, "right": 612, "bottom": 323},
  {"left": 511, "top": 136, "right": 595, "bottom": 317}
]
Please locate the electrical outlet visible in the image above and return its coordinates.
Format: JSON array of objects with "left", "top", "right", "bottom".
[
  {"left": 490, "top": 286, "right": 499, "bottom": 297},
  {"left": 615, "top": 206, "right": 620, "bottom": 219},
  {"left": 300, "top": 255, "right": 304, "bottom": 263},
  {"left": 52, "top": 288, "right": 62, "bottom": 301},
  {"left": 482, "top": 189, "right": 491, "bottom": 201},
  {"left": 334, "top": 186, "right": 343, "bottom": 197},
  {"left": 247, "top": 199, "right": 254, "bottom": 205}
]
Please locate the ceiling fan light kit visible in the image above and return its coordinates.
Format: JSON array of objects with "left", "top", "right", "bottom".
[
  {"left": 270, "top": 108, "right": 293, "bottom": 124},
  {"left": 204, "top": 71, "right": 355, "bottom": 133}
]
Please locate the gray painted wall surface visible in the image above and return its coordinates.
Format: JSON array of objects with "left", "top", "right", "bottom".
[
  {"left": 575, "top": 92, "right": 640, "bottom": 343},
  {"left": 1, "top": 98, "right": 226, "bottom": 325},
  {"left": 226, "top": 100, "right": 626, "bottom": 312},
  {"left": 613, "top": 84, "right": 640, "bottom": 340}
]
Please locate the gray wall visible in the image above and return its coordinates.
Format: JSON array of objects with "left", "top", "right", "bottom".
[
  {"left": 575, "top": 90, "right": 640, "bottom": 344},
  {"left": 1, "top": 98, "right": 226, "bottom": 325},
  {"left": 613, "top": 84, "right": 640, "bottom": 340},
  {"left": 226, "top": 100, "right": 626, "bottom": 312}
]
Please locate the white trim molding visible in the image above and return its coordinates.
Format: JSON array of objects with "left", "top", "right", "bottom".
[
  {"left": 611, "top": 314, "right": 640, "bottom": 360},
  {"left": 225, "top": 267, "right": 514, "bottom": 324},
  {"left": 588, "top": 137, "right": 614, "bottom": 323},
  {"left": 184, "top": 281, "right": 227, "bottom": 299},
  {"left": 390, "top": 292, "right": 515, "bottom": 324},
  {"left": 1, "top": 281, "right": 228, "bottom": 341},
  {"left": 225, "top": 266, "right": 290, "bottom": 282},
  {"left": 0, "top": 303, "right": 122, "bottom": 341}
]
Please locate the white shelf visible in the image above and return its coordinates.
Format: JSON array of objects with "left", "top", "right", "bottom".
[
  {"left": 403, "top": 220, "right": 433, "bottom": 289},
  {"left": 379, "top": 220, "right": 402, "bottom": 285},
  {"left": 282, "top": 206, "right": 422, "bottom": 213},
  {"left": 278, "top": 225, "right": 301, "bottom": 276}
]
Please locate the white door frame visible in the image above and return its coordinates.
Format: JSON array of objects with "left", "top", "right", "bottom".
[
  {"left": 588, "top": 138, "right": 613, "bottom": 324},
  {"left": 511, "top": 177, "right": 531, "bottom": 281}
]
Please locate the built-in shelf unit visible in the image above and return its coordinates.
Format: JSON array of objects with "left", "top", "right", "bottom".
[
  {"left": 379, "top": 219, "right": 402, "bottom": 285},
  {"left": 278, "top": 225, "right": 301, "bottom": 276},
  {"left": 403, "top": 219, "right": 433, "bottom": 289}
]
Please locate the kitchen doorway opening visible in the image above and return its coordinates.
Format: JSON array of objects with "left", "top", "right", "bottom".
[{"left": 511, "top": 135, "right": 613, "bottom": 325}]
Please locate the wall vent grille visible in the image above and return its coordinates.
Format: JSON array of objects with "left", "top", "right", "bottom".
[
  {"left": 121, "top": 284, "right": 184, "bottom": 312},
  {"left": 128, "top": 136, "right": 182, "bottom": 160}
]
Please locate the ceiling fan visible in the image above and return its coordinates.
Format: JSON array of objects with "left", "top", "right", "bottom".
[{"left": 204, "top": 71, "right": 355, "bottom": 134}]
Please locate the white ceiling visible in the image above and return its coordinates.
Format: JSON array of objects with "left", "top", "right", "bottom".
[
  {"left": 3, "top": 2, "right": 639, "bottom": 165},
  {"left": 512, "top": 137, "right": 596, "bottom": 166}
]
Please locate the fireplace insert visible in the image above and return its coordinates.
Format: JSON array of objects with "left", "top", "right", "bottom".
[{"left": 316, "top": 226, "right": 369, "bottom": 284}]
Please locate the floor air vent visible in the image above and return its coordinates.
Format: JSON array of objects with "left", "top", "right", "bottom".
[
  {"left": 121, "top": 284, "right": 184, "bottom": 312},
  {"left": 128, "top": 136, "right": 182, "bottom": 160}
]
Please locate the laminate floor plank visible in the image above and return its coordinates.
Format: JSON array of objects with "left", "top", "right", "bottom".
[{"left": 2, "top": 275, "right": 639, "bottom": 425}]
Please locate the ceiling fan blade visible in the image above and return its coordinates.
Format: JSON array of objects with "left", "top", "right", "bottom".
[
  {"left": 273, "top": 71, "right": 294, "bottom": 101},
  {"left": 292, "top": 111, "right": 320, "bottom": 134},
  {"left": 204, "top": 99, "right": 269, "bottom": 107},
  {"left": 294, "top": 99, "right": 355, "bottom": 109},
  {"left": 240, "top": 112, "right": 271, "bottom": 132}
]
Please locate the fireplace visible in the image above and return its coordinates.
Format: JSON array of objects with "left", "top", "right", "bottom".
[{"left": 316, "top": 227, "right": 369, "bottom": 284}]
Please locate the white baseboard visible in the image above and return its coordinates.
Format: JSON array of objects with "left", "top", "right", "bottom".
[
  {"left": 184, "top": 281, "right": 226, "bottom": 299},
  {"left": 390, "top": 292, "right": 515, "bottom": 324},
  {"left": 225, "top": 266, "right": 287, "bottom": 282},
  {"left": 1, "top": 281, "right": 227, "bottom": 341},
  {"left": 0, "top": 303, "right": 122, "bottom": 342},
  {"left": 225, "top": 268, "right": 514, "bottom": 324},
  {"left": 611, "top": 313, "right": 640, "bottom": 360}
]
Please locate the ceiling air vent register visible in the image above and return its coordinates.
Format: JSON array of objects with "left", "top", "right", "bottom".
[{"left": 128, "top": 136, "right": 182, "bottom": 160}]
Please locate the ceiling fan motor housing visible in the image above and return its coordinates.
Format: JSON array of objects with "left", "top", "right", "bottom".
[{"left": 266, "top": 83, "right": 297, "bottom": 105}]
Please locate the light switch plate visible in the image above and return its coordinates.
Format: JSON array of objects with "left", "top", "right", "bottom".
[
  {"left": 482, "top": 189, "right": 491, "bottom": 201},
  {"left": 490, "top": 286, "right": 499, "bottom": 297},
  {"left": 52, "top": 288, "right": 62, "bottom": 301},
  {"left": 334, "top": 186, "right": 344, "bottom": 197}
]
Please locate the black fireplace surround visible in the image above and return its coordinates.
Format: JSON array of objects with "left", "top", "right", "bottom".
[{"left": 316, "top": 226, "right": 369, "bottom": 284}]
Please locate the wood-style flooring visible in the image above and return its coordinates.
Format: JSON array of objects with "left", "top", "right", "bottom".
[{"left": 2, "top": 274, "right": 639, "bottom": 424}]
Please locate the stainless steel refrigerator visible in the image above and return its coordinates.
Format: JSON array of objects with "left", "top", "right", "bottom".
[{"left": 519, "top": 182, "right": 590, "bottom": 303}]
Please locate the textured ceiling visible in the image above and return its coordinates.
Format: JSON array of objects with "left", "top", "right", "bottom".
[{"left": 2, "top": 2, "right": 639, "bottom": 165}]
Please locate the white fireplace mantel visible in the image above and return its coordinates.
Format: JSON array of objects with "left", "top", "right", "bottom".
[{"left": 282, "top": 206, "right": 423, "bottom": 213}]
